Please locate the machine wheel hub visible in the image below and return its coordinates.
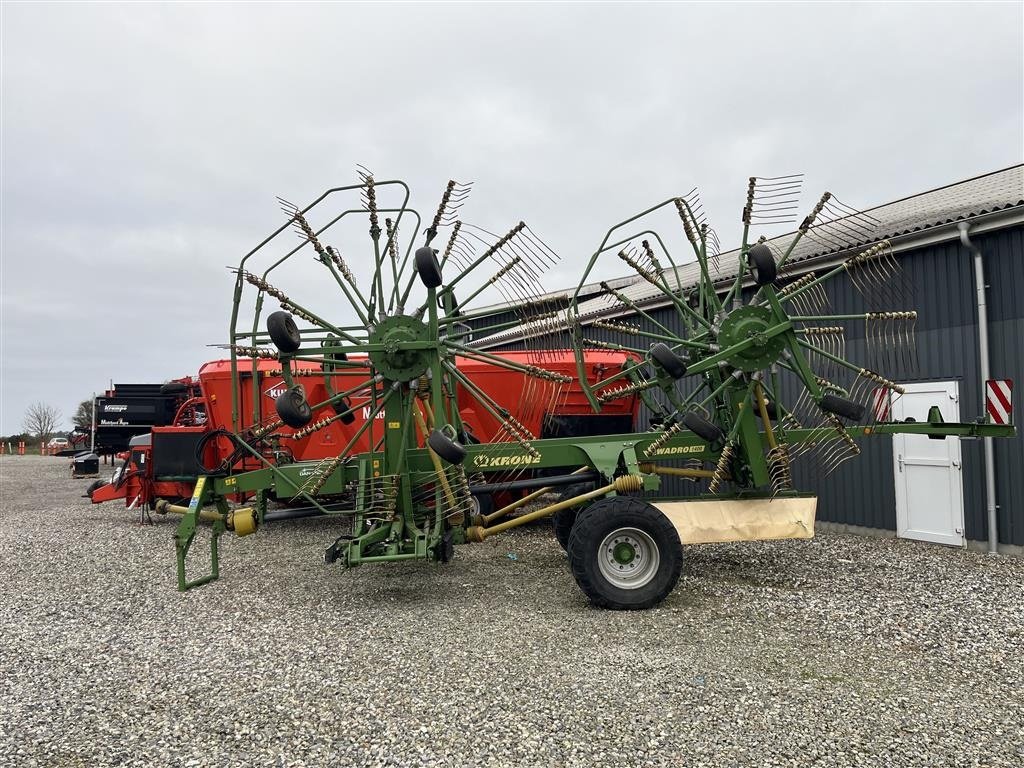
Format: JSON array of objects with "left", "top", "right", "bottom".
[
  {"left": 598, "top": 527, "right": 660, "bottom": 589},
  {"left": 368, "top": 315, "right": 433, "bottom": 382},
  {"left": 717, "top": 305, "right": 788, "bottom": 372}
]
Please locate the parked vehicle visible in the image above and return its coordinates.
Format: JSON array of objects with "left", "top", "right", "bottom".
[{"left": 88, "top": 350, "right": 640, "bottom": 510}]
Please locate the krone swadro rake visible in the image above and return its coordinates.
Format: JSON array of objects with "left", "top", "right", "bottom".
[
  {"left": 168, "top": 171, "right": 1013, "bottom": 610},
  {"left": 561, "top": 176, "right": 1010, "bottom": 517}
]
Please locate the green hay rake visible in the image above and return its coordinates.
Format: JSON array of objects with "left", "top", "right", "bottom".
[{"left": 168, "top": 172, "right": 1014, "bottom": 609}]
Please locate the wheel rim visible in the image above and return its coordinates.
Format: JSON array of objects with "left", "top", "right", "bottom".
[{"left": 597, "top": 527, "right": 660, "bottom": 589}]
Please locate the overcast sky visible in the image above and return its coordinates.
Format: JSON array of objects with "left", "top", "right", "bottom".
[{"left": 1, "top": 2, "right": 1021, "bottom": 435}]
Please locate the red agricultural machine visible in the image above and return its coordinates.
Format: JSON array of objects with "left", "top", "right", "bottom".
[{"left": 88, "top": 350, "right": 639, "bottom": 516}]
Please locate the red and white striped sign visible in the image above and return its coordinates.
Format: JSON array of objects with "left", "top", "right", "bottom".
[
  {"left": 986, "top": 379, "right": 1013, "bottom": 425},
  {"left": 872, "top": 387, "right": 892, "bottom": 422}
]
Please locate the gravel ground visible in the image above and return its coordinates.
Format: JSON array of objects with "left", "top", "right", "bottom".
[{"left": 1, "top": 455, "right": 1022, "bottom": 768}]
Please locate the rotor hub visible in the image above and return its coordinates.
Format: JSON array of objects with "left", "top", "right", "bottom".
[
  {"left": 368, "top": 315, "right": 433, "bottom": 381},
  {"left": 716, "top": 305, "right": 788, "bottom": 372}
]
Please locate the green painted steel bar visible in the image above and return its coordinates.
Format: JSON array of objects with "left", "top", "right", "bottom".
[
  {"left": 796, "top": 338, "right": 865, "bottom": 376},
  {"left": 779, "top": 261, "right": 849, "bottom": 304},
  {"left": 676, "top": 196, "right": 724, "bottom": 316},
  {"left": 696, "top": 373, "right": 739, "bottom": 409},
  {"left": 446, "top": 316, "right": 539, "bottom": 343},
  {"left": 603, "top": 292, "right": 678, "bottom": 338},
  {"left": 228, "top": 180, "right": 410, "bottom": 433},
  {"left": 685, "top": 320, "right": 792, "bottom": 376},
  {"left": 442, "top": 361, "right": 516, "bottom": 429},
  {"left": 791, "top": 314, "right": 870, "bottom": 322},
  {"left": 722, "top": 222, "right": 751, "bottom": 309},
  {"left": 444, "top": 341, "right": 570, "bottom": 378},
  {"left": 593, "top": 323, "right": 713, "bottom": 351}
]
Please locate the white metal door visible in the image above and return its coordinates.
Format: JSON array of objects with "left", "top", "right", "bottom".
[{"left": 891, "top": 381, "right": 965, "bottom": 546}]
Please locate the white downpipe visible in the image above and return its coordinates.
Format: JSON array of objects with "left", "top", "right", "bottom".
[{"left": 959, "top": 222, "right": 999, "bottom": 555}]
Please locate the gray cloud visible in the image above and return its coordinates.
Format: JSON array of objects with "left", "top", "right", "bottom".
[{"left": 2, "top": 2, "right": 1021, "bottom": 432}]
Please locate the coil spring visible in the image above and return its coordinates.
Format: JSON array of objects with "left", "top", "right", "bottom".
[
  {"left": 803, "top": 326, "right": 844, "bottom": 335},
  {"left": 644, "top": 422, "right": 683, "bottom": 457},
  {"left": 250, "top": 419, "right": 284, "bottom": 439},
  {"left": 441, "top": 221, "right": 462, "bottom": 264},
  {"left": 778, "top": 272, "right": 816, "bottom": 297},
  {"left": 292, "top": 416, "right": 336, "bottom": 441},
  {"left": 800, "top": 192, "right": 832, "bottom": 232},
  {"left": 308, "top": 454, "right": 346, "bottom": 497},
  {"left": 674, "top": 198, "right": 698, "bottom": 245},
  {"left": 431, "top": 180, "right": 455, "bottom": 232},
  {"left": 708, "top": 442, "right": 735, "bottom": 494},
  {"left": 767, "top": 444, "right": 793, "bottom": 494},
  {"left": 598, "top": 378, "right": 655, "bottom": 403},
  {"left": 858, "top": 368, "right": 906, "bottom": 395},
  {"left": 233, "top": 345, "right": 278, "bottom": 360},
  {"left": 741, "top": 177, "right": 756, "bottom": 225},
  {"left": 326, "top": 246, "right": 356, "bottom": 286},
  {"left": 592, "top": 319, "right": 640, "bottom": 335},
  {"left": 618, "top": 249, "right": 659, "bottom": 286},
  {"left": 364, "top": 175, "right": 380, "bottom": 238},
  {"left": 844, "top": 241, "right": 890, "bottom": 266},
  {"left": 865, "top": 311, "right": 917, "bottom": 321}
]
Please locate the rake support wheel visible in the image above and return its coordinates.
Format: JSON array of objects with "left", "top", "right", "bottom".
[
  {"left": 428, "top": 429, "right": 466, "bottom": 465},
  {"left": 267, "top": 311, "right": 302, "bottom": 353},
  {"left": 275, "top": 387, "right": 313, "bottom": 428},
  {"left": 819, "top": 393, "right": 866, "bottom": 422},
  {"left": 682, "top": 411, "right": 725, "bottom": 444},
  {"left": 650, "top": 343, "right": 687, "bottom": 379},
  {"left": 746, "top": 243, "right": 777, "bottom": 286},
  {"left": 415, "top": 246, "right": 443, "bottom": 289}
]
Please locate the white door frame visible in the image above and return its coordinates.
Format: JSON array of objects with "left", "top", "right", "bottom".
[{"left": 892, "top": 380, "right": 965, "bottom": 546}]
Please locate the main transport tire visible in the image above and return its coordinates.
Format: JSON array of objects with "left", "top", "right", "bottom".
[
  {"left": 552, "top": 507, "right": 577, "bottom": 551},
  {"left": 746, "top": 243, "right": 777, "bottom": 286},
  {"left": 415, "top": 246, "right": 443, "bottom": 289},
  {"left": 427, "top": 429, "right": 466, "bottom": 464},
  {"left": 819, "top": 393, "right": 865, "bottom": 421},
  {"left": 567, "top": 497, "right": 682, "bottom": 610},
  {"left": 276, "top": 388, "right": 313, "bottom": 428},
  {"left": 650, "top": 343, "right": 687, "bottom": 379},
  {"left": 682, "top": 411, "right": 725, "bottom": 444},
  {"left": 267, "top": 311, "right": 302, "bottom": 353}
]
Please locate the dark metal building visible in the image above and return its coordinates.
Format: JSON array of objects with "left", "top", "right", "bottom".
[{"left": 471, "top": 166, "right": 1024, "bottom": 552}]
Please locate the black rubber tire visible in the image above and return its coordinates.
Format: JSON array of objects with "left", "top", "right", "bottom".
[
  {"left": 650, "top": 343, "right": 687, "bottom": 379},
  {"left": 275, "top": 388, "right": 313, "bottom": 428},
  {"left": 567, "top": 497, "right": 682, "bottom": 610},
  {"left": 267, "top": 311, "right": 302, "bottom": 353},
  {"left": 682, "top": 411, "right": 726, "bottom": 444},
  {"left": 160, "top": 381, "right": 188, "bottom": 395},
  {"left": 819, "top": 393, "right": 865, "bottom": 421},
  {"left": 332, "top": 396, "right": 356, "bottom": 424},
  {"left": 427, "top": 429, "right": 466, "bottom": 464},
  {"left": 416, "top": 246, "right": 443, "bottom": 289},
  {"left": 471, "top": 493, "right": 495, "bottom": 520},
  {"left": 86, "top": 479, "right": 108, "bottom": 498},
  {"left": 746, "top": 243, "right": 777, "bottom": 286},
  {"left": 552, "top": 508, "right": 577, "bottom": 552}
]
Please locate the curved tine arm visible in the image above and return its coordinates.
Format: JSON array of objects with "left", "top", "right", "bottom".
[{"left": 571, "top": 198, "right": 685, "bottom": 305}]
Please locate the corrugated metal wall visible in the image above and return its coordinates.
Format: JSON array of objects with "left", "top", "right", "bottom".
[{"left": 468, "top": 224, "right": 1024, "bottom": 546}]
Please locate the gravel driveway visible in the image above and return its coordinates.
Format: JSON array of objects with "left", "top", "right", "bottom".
[{"left": 1, "top": 455, "right": 1021, "bottom": 767}]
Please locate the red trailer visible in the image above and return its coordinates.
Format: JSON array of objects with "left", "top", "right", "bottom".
[{"left": 89, "top": 350, "right": 639, "bottom": 510}]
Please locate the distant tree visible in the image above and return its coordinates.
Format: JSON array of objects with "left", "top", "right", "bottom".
[
  {"left": 72, "top": 398, "right": 95, "bottom": 431},
  {"left": 22, "top": 402, "right": 62, "bottom": 444}
]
